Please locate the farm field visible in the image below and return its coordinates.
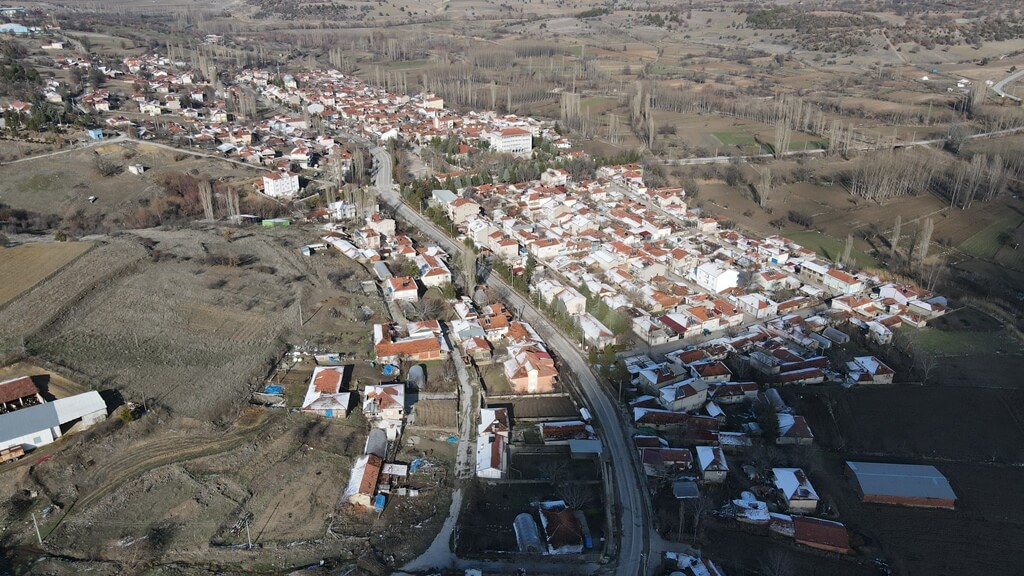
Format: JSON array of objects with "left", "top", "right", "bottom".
[
  {"left": 0, "top": 242, "right": 93, "bottom": 307},
  {"left": 0, "top": 141, "right": 264, "bottom": 232},
  {"left": 958, "top": 208, "right": 1024, "bottom": 271},
  {"left": 784, "top": 230, "right": 880, "bottom": 269}
]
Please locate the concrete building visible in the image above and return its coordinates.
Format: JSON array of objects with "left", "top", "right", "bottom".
[
  {"left": 488, "top": 127, "right": 533, "bottom": 157},
  {"left": 694, "top": 262, "right": 739, "bottom": 294},
  {"left": 262, "top": 171, "right": 300, "bottom": 198}
]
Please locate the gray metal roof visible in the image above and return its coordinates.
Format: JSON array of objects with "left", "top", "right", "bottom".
[
  {"left": 0, "top": 402, "right": 60, "bottom": 444},
  {"left": 0, "top": 391, "right": 106, "bottom": 445},
  {"left": 846, "top": 461, "right": 957, "bottom": 500},
  {"left": 569, "top": 439, "right": 603, "bottom": 455}
]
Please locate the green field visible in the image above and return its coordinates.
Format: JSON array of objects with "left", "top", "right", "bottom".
[
  {"left": 785, "top": 230, "right": 880, "bottom": 269},
  {"left": 959, "top": 210, "right": 1024, "bottom": 270},
  {"left": 902, "top": 326, "right": 1018, "bottom": 356},
  {"left": 384, "top": 59, "right": 432, "bottom": 70},
  {"left": 712, "top": 132, "right": 758, "bottom": 146}
]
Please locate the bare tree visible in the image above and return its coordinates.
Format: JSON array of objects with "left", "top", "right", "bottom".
[
  {"left": 198, "top": 179, "right": 215, "bottom": 221},
  {"left": 916, "top": 352, "right": 938, "bottom": 385},
  {"left": 691, "top": 495, "right": 713, "bottom": 542},
  {"left": 539, "top": 460, "right": 569, "bottom": 483},
  {"left": 760, "top": 549, "right": 795, "bottom": 576},
  {"left": 773, "top": 123, "right": 791, "bottom": 159},
  {"left": 915, "top": 217, "right": 934, "bottom": 265},
  {"left": 890, "top": 215, "right": 902, "bottom": 259},
  {"left": 838, "top": 234, "right": 853, "bottom": 270},
  {"left": 557, "top": 482, "right": 593, "bottom": 510},
  {"left": 759, "top": 167, "right": 771, "bottom": 208}
]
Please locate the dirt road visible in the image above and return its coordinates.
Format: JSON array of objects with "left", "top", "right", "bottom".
[{"left": 45, "top": 409, "right": 278, "bottom": 539}]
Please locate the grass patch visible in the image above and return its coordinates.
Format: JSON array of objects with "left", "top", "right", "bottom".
[
  {"left": 481, "top": 365, "right": 511, "bottom": 395},
  {"left": 785, "top": 230, "right": 880, "bottom": 269},
  {"left": 788, "top": 140, "right": 827, "bottom": 151},
  {"left": 23, "top": 173, "right": 62, "bottom": 193},
  {"left": 384, "top": 59, "right": 431, "bottom": 70},
  {"left": 959, "top": 210, "right": 1024, "bottom": 270},
  {"left": 902, "top": 326, "right": 1018, "bottom": 356},
  {"left": 712, "top": 132, "right": 758, "bottom": 146}
]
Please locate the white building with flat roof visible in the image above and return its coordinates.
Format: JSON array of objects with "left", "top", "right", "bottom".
[{"left": 262, "top": 171, "right": 300, "bottom": 198}]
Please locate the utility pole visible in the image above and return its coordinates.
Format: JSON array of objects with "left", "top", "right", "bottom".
[
  {"left": 31, "top": 512, "right": 42, "bottom": 545},
  {"left": 246, "top": 517, "right": 252, "bottom": 549}
]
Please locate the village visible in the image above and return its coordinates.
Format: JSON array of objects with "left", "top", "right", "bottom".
[{"left": 0, "top": 23, "right": 1002, "bottom": 576}]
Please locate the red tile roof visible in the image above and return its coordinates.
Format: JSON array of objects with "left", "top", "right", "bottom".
[{"left": 0, "top": 376, "right": 37, "bottom": 404}]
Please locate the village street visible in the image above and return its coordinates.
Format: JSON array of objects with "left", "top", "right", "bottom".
[{"left": 361, "top": 143, "right": 657, "bottom": 576}]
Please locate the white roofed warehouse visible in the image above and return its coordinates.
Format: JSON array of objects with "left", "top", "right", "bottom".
[{"left": 846, "top": 461, "right": 957, "bottom": 509}]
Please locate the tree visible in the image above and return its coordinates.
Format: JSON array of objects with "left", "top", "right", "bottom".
[
  {"left": 198, "top": 179, "right": 215, "bottom": 221},
  {"left": 760, "top": 550, "right": 795, "bottom": 576},
  {"left": 557, "top": 482, "right": 593, "bottom": 510},
  {"left": 759, "top": 167, "right": 771, "bottom": 208},
  {"left": 915, "top": 217, "right": 934, "bottom": 264},
  {"left": 93, "top": 154, "right": 123, "bottom": 177},
  {"left": 690, "top": 495, "right": 713, "bottom": 542},
  {"left": 773, "top": 123, "right": 791, "bottom": 159},
  {"left": 890, "top": 215, "right": 902, "bottom": 259},
  {"left": 841, "top": 234, "right": 854, "bottom": 269}
]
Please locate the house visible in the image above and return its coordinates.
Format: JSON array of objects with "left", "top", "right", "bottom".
[
  {"left": 845, "top": 356, "right": 895, "bottom": 386},
  {"left": 476, "top": 432, "right": 508, "bottom": 479},
  {"left": 776, "top": 414, "right": 814, "bottom": 445},
  {"left": 688, "top": 360, "right": 732, "bottom": 383},
  {"left": 694, "top": 262, "right": 738, "bottom": 294},
  {"left": 773, "top": 468, "right": 819, "bottom": 513},
  {"left": 300, "top": 366, "right": 351, "bottom": 418},
  {"left": 633, "top": 409, "right": 720, "bottom": 442},
  {"left": 373, "top": 324, "right": 449, "bottom": 363},
  {"left": 0, "top": 391, "right": 107, "bottom": 453},
  {"left": 476, "top": 407, "right": 509, "bottom": 480},
  {"left": 845, "top": 461, "right": 957, "bottom": 509},
  {"left": 537, "top": 501, "right": 585, "bottom": 554},
  {"left": 445, "top": 197, "right": 481, "bottom": 224},
  {"left": 710, "top": 381, "right": 758, "bottom": 405},
  {"left": 345, "top": 453, "right": 382, "bottom": 508},
  {"left": 640, "top": 447, "right": 693, "bottom": 478},
  {"left": 736, "top": 293, "right": 779, "bottom": 319},
  {"left": 658, "top": 379, "right": 709, "bottom": 412},
  {"left": 385, "top": 277, "right": 419, "bottom": 302},
  {"left": 823, "top": 269, "right": 864, "bottom": 295},
  {"left": 363, "top": 383, "right": 405, "bottom": 440},
  {"left": 262, "top": 171, "right": 300, "bottom": 198},
  {"left": 504, "top": 347, "right": 558, "bottom": 394},
  {"left": 489, "top": 127, "right": 533, "bottom": 157},
  {"left": 578, "top": 313, "right": 615, "bottom": 350},
  {"left": 0, "top": 376, "right": 43, "bottom": 413},
  {"left": 696, "top": 446, "right": 729, "bottom": 483}
]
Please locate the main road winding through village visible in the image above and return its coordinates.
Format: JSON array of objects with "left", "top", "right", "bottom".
[{"left": 354, "top": 140, "right": 654, "bottom": 576}]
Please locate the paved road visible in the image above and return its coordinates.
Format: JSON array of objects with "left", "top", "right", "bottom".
[
  {"left": 992, "top": 67, "right": 1024, "bottom": 102},
  {"left": 360, "top": 143, "right": 653, "bottom": 576}
]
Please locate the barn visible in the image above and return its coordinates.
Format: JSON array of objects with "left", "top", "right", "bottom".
[{"left": 845, "top": 461, "right": 957, "bottom": 509}]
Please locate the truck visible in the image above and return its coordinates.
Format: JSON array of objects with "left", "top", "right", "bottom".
[{"left": 1, "top": 446, "right": 25, "bottom": 464}]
